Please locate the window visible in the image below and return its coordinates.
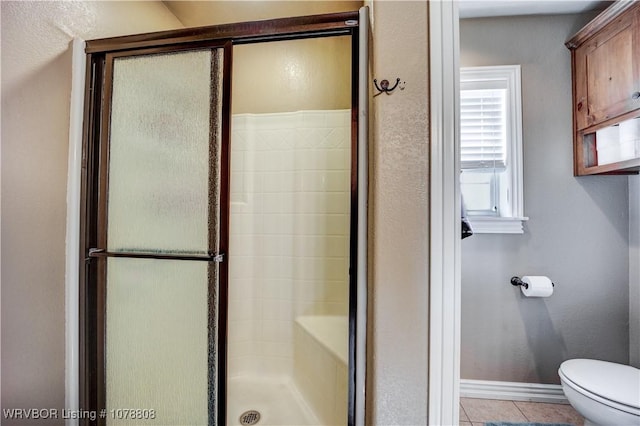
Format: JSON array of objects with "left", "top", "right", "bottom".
[{"left": 460, "top": 65, "right": 527, "bottom": 234}]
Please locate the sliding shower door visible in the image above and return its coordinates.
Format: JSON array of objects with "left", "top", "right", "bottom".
[
  {"left": 81, "top": 11, "right": 366, "bottom": 426},
  {"left": 82, "top": 45, "right": 230, "bottom": 425}
]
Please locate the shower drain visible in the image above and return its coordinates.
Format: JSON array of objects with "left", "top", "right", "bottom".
[{"left": 239, "top": 410, "right": 261, "bottom": 426}]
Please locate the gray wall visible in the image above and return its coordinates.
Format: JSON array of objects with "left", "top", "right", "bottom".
[
  {"left": 630, "top": 176, "right": 640, "bottom": 368},
  {"left": 460, "top": 13, "right": 630, "bottom": 385}
]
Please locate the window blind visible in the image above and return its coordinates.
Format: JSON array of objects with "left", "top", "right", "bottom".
[{"left": 460, "top": 88, "right": 507, "bottom": 170}]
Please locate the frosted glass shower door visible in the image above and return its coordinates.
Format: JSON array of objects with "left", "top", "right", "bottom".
[
  {"left": 100, "top": 47, "right": 226, "bottom": 425},
  {"left": 107, "top": 50, "right": 221, "bottom": 255}
]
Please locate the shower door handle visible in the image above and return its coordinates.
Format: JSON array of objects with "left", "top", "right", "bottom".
[{"left": 86, "top": 248, "right": 225, "bottom": 262}]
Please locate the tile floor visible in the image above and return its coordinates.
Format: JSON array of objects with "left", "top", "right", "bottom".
[{"left": 460, "top": 398, "right": 584, "bottom": 426}]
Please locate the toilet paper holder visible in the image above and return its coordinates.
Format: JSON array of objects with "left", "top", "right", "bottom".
[{"left": 510, "top": 276, "right": 555, "bottom": 289}]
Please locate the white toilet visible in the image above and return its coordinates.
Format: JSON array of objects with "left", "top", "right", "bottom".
[{"left": 559, "top": 359, "right": 640, "bottom": 426}]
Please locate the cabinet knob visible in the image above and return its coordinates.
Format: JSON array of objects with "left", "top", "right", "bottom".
[
  {"left": 633, "top": 91, "right": 640, "bottom": 100},
  {"left": 577, "top": 101, "right": 583, "bottom": 111}
]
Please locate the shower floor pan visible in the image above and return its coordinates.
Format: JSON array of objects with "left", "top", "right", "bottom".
[{"left": 227, "top": 376, "right": 322, "bottom": 426}]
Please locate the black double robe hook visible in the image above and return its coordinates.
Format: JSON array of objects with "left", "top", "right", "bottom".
[{"left": 373, "top": 78, "right": 404, "bottom": 95}]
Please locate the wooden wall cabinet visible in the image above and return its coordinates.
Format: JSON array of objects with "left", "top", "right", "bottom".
[{"left": 566, "top": 1, "right": 640, "bottom": 175}]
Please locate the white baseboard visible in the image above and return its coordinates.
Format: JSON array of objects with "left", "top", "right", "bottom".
[{"left": 460, "top": 379, "right": 569, "bottom": 404}]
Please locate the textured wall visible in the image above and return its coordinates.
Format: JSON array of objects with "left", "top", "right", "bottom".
[
  {"left": 366, "top": 1, "right": 430, "bottom": 424},
  {"left": 460, "top": 13, "right": 630, "bottom": 384},
  {"left": 1, "top": 1, "right": 183, "bottom": 420},
  {"left": 2, "top": 1, "right": 433, "bottom": 424},
  {"left": 164, "top": 0, "right": 363, "bottom": 27},
  {"left": 232, "top": 38, "right": 352, "bottom": 114}
]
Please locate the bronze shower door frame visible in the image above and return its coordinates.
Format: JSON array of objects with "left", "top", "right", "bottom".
[{"left": 79, "top": 11, "right": 361, "bottom": 426}]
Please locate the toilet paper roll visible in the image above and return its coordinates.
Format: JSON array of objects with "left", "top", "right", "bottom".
[{"left": 521, "top": 276, "right": 554, "bottom": 298}]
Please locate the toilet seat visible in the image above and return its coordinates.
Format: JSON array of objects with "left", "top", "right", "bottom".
[{"left": 559, "top": 359, "right": 640, "bottom": 416}]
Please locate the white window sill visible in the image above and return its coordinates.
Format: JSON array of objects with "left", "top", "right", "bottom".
[{"left": 468, "top": 216, "right": 529, "bottom": 234}]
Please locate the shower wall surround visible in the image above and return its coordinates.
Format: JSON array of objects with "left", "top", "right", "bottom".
[{"left": 228, "top": 109, "right": 351, "bottom": 379}]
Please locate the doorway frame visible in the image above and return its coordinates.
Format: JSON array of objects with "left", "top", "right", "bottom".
[
  {"left": 427, "top": 1, "right": 461, "bottom": 425},
  {"left": 73, "top": 11, "right": 367, "bottom": 426}
]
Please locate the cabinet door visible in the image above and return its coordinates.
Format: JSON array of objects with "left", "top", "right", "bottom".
[{"left": 575, "top": 8, "right": 640, "bottom": 129}]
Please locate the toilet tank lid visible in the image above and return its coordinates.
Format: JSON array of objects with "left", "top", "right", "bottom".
[{"left": 559, "top": 359, "right": 640, "bottom": 409}]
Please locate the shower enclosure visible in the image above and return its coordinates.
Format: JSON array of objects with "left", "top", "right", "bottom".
[
  {"left": 79, "top": 10, "right": 367, "bottom": 426},
  {"left": 228, "top": 36, "right": 353, "bottom": 426}
]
